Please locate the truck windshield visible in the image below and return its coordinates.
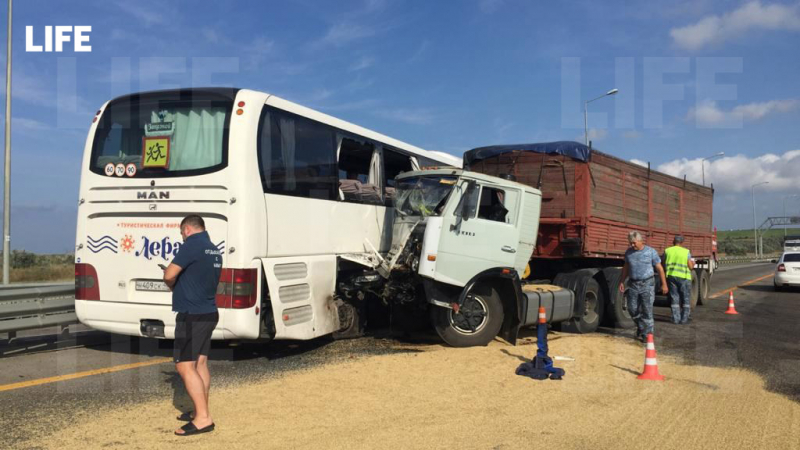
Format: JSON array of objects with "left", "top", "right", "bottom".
[
  {"left": 90, "top": 91, "right": 232, "bottom": 178},
  {"left": 394, "top": 176, "right": 458, "bottom": 217}
]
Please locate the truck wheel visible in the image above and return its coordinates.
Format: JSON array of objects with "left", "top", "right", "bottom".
[
  {"left": 432, "top": 285, "right": 503, "bottom": 347},
  {"left": 601, "top": 268, "right": 635, "bottom": 329},
  {"left": 695, "top": 269, "right": 710, "bottom": 306},
  {"left": 561, "top": 276, "right": 605, "bottom": 334},
  {"left": 690, "top": 271, "right": 700, "bottom": 309}
]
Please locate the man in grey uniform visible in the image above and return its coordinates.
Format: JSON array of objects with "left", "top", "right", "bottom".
[{"left": 619, "top": 231, "right": 668, "bottom": 342}]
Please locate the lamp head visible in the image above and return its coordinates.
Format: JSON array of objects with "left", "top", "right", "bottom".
[{"left": 606, "top": 89, "right": 619, "bottom": 96}]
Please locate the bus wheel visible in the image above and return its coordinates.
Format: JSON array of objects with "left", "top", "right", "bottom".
[
  {"left": 333, "top": 299, "right": 363, "bottom": 340},
  {"left": 695, "top": 269, "right": 710, "bottom": 306},
  {"left": 433, "top": 285, "right": 503, "bottom": 347}
]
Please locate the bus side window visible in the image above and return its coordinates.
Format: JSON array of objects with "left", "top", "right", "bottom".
[
  {"left": 338, "top": 137, "right": 382, "bottom": 205},
  {"left": 383, "top": 149, "right": 413, "bottom": 206},
  {"left": 258, "top": 107, "right": 338, "bottom": 200}
]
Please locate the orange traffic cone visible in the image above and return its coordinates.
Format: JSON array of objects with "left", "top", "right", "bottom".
[
  {"left": 724, "top": 291, "right": 739, "bottom": 315},
  {"left": 637, "top": 334, "right": 665, "bottom": 381}
]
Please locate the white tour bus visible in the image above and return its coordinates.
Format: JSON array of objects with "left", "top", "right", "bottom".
[{"left": 75, "top": 88, "right": 461, "bottom": 342}]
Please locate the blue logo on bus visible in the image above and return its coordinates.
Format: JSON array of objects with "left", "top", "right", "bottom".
[
  {"left": 87, "top": 235, "right": 118, "bottom": 254},
  {"left": 134, "top": 236, "right": 225, "bottom": 261}
]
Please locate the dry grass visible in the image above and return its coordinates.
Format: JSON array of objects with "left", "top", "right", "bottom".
[{"left": 6, "top": 263, "right": 73, "bottom": 283}]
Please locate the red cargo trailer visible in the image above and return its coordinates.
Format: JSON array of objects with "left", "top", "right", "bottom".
[{"left": 465, "top": 142, "right": 716, "bottom": 333}]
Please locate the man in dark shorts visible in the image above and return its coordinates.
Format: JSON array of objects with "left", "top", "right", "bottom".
[{"left": 163, "top": 215, "right": 222, "bottom": 436}]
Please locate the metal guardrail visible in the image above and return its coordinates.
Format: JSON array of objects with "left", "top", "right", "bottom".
[
  {"left": 717, "top": 257, "right": 777, "bottom": 265},
  {"left": 0, "top": 284, "right": 76, "bottom": 334}
]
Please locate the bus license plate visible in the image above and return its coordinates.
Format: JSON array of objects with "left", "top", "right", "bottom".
[{"left": 135, "top": 280, "right": 170, "bottom": 292}]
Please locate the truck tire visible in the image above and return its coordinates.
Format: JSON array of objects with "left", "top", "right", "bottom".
[
  {"left": 432, "top": 284, "right": 504, "bottom": 347},
  {"left": 695, "top": 269, "right": 710, "bottom": 306},
  {"left": 690, "top": 270, "right": 700, "bottom": 309},
  {"left": 601, "top": 268, "right": 635, "bottom": 329},
  {"left": 556, "top": 270, "right": 605, "bottom": 334}
]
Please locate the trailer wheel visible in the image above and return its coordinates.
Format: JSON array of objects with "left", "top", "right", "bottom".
[
  {"left": 560, "top": 275, "right": 605, "bottom": 334},
  {"left": 695, "top": 269, "right": 710, "bottom": 306},
  {"left": 690, "top": 270, "right": 700, "bottom": 309},
  {"left": 432, "top": 284, "right": 503, "bottom": 347},
  {"left": 601, "top": 268, "right": 635, "bottom": 329}
]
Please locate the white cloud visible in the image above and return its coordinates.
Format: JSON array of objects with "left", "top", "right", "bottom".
[
  {"left": 670, "top": 1, "right": 800, "bottom": 50},
  {"left": 688, "top": 99, "right": 799, "bottom": 126},
  {"left": 114, "top": 1, "right": 170, "bottom": 27},
  {"left": 655, "top": 150, "right": 800, "bottom": 192},
  {"left": 376, "top": 108, "right": 437, "bottom": 125},
  {"left": 349, "top": 56, "right": 375, "bottom": 72},
  {"left": 317, "top": 23, "right": 376, "bottom": 47},
  {"left": 13, "top": 117, "right": 50, "bottom": 132},
  {"left": 623, "top": 130, "right": 642, "bottom": 140},
  {"left": 733, "top": 99, "right": 800, "bottom": 120},
  {"left": 480, "top": 0, "right": 504, "bottom": 14},
  {"left": 408, "top": 40, "right": 430, "bottom": 63},
  {"left": 576, "top": 128, "right": 608, "bottom": 143}
]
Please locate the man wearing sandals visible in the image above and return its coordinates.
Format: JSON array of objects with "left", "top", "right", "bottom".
[{"left": 163, "top": 215, "right": 222, "bottom": 436}]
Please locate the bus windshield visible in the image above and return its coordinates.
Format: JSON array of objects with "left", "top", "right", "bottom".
[
  {"left": 394, "top": 176, "right": 458, "bottom": 217},
  {"left": 90, "top": 91, "right": 232, "bottom": 178}
]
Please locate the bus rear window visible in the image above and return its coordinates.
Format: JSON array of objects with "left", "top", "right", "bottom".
[{"left": 91, "top": 92, "right": 231, "bottom": 178}]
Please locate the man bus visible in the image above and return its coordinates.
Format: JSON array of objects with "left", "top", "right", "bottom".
[{"left": 74, "top": 88, "right": 460, "bottom": 343}]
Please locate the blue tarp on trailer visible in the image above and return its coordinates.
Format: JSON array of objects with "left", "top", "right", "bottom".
[{"left": 463, "top": 141, "right": 591, "bottom": 168}]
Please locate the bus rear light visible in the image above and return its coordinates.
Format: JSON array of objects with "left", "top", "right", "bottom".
[
  {"left": 92, "top": 117, "right": 98, "bottom": 123},
  {"left": 75, "top": 263, "right": 100, "bottom": 300},
  {"left": 236, "top": 108, "right": 244, "bottom": 115},
  {"left": 778, "top": 264, "right": 786, "bottom": 272},
  {"left": 237, "top": 101, "right": 245, "bottom": 107},
  {"left": 216, "top": 268, "right": 258, "bottom": 309},
  {"left": 427, "top": 255, "right": 436, "bottom": 261}
]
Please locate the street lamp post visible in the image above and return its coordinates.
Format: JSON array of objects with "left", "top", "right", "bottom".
[
  {"left": 584, "top": 88, "right": 618, "bottom": 147},
  {"left": 701, "top": 152, "right": 725, "bottom": 186},
  {"left": 784, "top": 194, "right": 799, "bottom": 239},
  {"left": 2, "top": 0, "right": 11, "bottom": 285},
  {"left": 752, "top": 181, "right": 769, "bottom": 258}
]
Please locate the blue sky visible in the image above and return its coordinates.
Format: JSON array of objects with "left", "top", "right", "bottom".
[{"left": 2, "top": 0, "right": 800, "bottom": 252}]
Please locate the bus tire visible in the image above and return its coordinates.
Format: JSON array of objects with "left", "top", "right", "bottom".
[
  {"left": 559, "top": 274, "right": 605, "bottom": 334},
  {"left": 432, "top": 284, "right": 503, "bottom": 347},
  {"left": 696, "top": 269, "right": 710, "bottom": 306},
  {"left": 601, "top": 267, "right": 635, "bottom": 329}
]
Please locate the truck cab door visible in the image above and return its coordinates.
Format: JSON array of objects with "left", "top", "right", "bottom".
[{"left": 434, "top": 180, "right": 522, "bottom": 286}]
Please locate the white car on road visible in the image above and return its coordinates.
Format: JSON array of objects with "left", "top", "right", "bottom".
[{"left": 774, "top": 251, "right": 800, "bottom": 291}]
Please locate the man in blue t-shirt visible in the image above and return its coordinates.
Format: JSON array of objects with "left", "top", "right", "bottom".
[
  {"left": 618, "top": 231, "right": 668, "bottom": 343},
  {"left": 163, "top": 215, "right": 222, "bottom": 436}
]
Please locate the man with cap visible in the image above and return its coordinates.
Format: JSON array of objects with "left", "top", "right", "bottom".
[{"left": 663, "top": 235, "right": 695, "bottom": 324}]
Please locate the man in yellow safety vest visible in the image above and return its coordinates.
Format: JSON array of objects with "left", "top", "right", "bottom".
[{"left": 664, "top": 236, "right": 695, "bottom": 324}]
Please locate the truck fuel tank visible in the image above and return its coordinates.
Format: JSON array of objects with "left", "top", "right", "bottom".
[{"left": 520, "top": 284, "right": 575, "bottom": 326}]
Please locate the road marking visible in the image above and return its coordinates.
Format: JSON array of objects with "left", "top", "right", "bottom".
[
  {"left": 709, "top": 273, "right": 774, "bottom": 299},
  {"left": 0, "top": 357, "right": 172, "bottom": 393}
]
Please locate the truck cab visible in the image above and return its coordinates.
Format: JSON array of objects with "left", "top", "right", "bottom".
[{"left": 374, "top": 169, "right": 544, "bottom": 346}]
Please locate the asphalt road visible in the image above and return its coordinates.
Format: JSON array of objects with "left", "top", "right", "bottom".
[{"left": 0, "top": 262, "right": 797, "bottom": 449}]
